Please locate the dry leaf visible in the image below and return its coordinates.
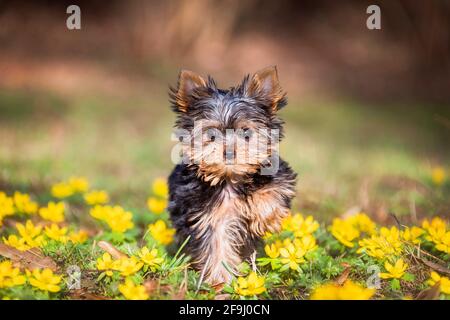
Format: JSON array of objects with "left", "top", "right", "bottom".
[
  {"left": 335, "top": 266, "right": 351, "bottom": 286},
  {"left": 214, "top": 293, "right": 231, "bottom": 300},
  {"left": 415, "top": 282, "right": 441, "bottom": 300},
  {"left": 419, "top": 258, "right": 450, "bottom": 276},
  {"left": 68, "top": 289, "right": 110, "bottom": 300},
  {"left": 0, "top": 243, "right": 58, "bottom": 271},
  {"left": 97, "top": 241, "right": 127, "bottom": 259}
]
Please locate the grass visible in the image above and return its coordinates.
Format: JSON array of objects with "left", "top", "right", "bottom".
[{"left": 0, "top": 88, "right": 449, "bottom": 300}]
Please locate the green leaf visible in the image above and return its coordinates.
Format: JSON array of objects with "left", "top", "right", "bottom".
[
  {"left": 402, "top": 272, "right": 415, "bottom": 282},
  {"left": 391, "top": 278, "right": 401, "bottom": 291}
]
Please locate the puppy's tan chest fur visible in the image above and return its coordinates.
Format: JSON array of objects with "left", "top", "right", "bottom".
[{"left": 197, "top": 184, "right": 292, "bottom": 284}]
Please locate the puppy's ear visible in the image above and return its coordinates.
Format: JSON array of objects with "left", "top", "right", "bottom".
[
  {"left": 248, "top": 66, "right": 286, "bottom": 112},
  {"left": 171, "top": 70, "right": 206, "bottom": 113}
]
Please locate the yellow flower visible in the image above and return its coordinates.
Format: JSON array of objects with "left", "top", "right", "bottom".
[
  {"left": 264, "top": 243, "right": 280, "bottom": 259},
  {"left": 294, "top": 234, "right": 317, "bottom": 253},
  {"left": 348, "top": 213, "right": 376, "bottom": 235},
  {"left": 426, "top": 271, "right": 450, "bottom": 295},
  {"left": 379, "top": 258, "right": 408, "bottom": 279},
  {"left": 106, "top": 207, "right": 134, "bottom": 233},
  {"left": 151, "top": 178, "right": 168, "bottom": 198},
  {"left": 401, "top": 226, "right": 424, "bottom": 244},
  {"left": 68, "top": 176, "right": 89, "bottom": 193},
  {"left": 148, "top": 220, "right": 175, "bottom": 245},
  {"left": 137, "top": 247, "right": 164, "bottom": 267},
  {"left": 310, "top": 280, "right": 375, "bottom": 300},
  {"left": 279, "top": 243, "right": 305, "bottom": 270},
  {"left": 90, "top": 205, "right": 110, "bottom": 220},
  {"left": 16, "top": 220, "right": 42, "bottom": 240},
  {"left": 39, "top": 201, "right": 65, "bottom": 223},
  {"left": 28, "top": 268, "right": 61, "bottom": 292},
  {"left": 84, "top": 190, "right": 109, "bottom": 206},
  {"left": 119, "top": 278, "right": 149, "bottom": 300},
  {"left": 435, "top": 231, "right": 450, "bottom": 254},
  {"left": 357, "top": 226, "right": 403, "bottom": 260},
  {"left": 3, "top": 235, "right": 30, "bottom": 251},
  {"left": 13, "top": 192, "right": 38, "bottom": 215},
  {"left": 3, "top": 220, "right": 46, "bottom": 249},
  {"left": 68, "top": 230, "right": 88, "bottom": 244},
  {"left": 113, "top": 256, "right": 144, "bottom": 276},
  {"left": 51, "top": 182, "right": 74, "bottom": 199},
  {"left": 233, "top": 272, "right": 266, "bottom": 296},
  {"left": 431, "top": 167, "right": 446, "bottom": 186},
  {"left": 0, "top": 192, "right": 15, "bottom": 220},
  {"left": 281, "top": 213, "right": 319, "bottom": 237},
  {"left": 147, "top": 197, "right": 167, "bottom": 214},
  {"left": 0, "top": 260, "right": 26, "bottom": 288},
  {"left": 422, "top": 217, "right": 448, "bottom": 251},
  {"left": 330, "top": 218, "right": 360, "bottom": 248},
  {"left": 90, "top": 205, "right": 134, "bottom": 233},
  {"left": 96, "top": 253, "right": 115, "bottom": 277},
  {"left": 44, "top": 224, "right": 68, "bottom": 243}
]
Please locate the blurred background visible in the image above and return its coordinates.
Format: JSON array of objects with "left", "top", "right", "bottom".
[{"left": 0, "top": 0, "right": 449, "bottom": 222}]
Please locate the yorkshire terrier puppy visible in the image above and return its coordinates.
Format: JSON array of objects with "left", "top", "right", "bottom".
[{"left": 168, "top": 66, "right": 296, "bottom": 285}]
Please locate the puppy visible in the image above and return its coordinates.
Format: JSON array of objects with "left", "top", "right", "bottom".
[{"left": 168, "top": 66, "right": 296, "bottom": 284}]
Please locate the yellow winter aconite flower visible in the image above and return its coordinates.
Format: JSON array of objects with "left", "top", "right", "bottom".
[
  {"left": 281, "top": 213, "right": 319, "bottom": 237},
  {"left": 84, "top": 190, "right": 109, "bottom": 206},
  {"left": 3, "top": 235, "right": 30, "bottom": 251},
  {"left": 348, "top": 213, "right": 377, "bottom": 235},
  {"left": 330, "top": 218, "right": 360, "bottom": 248},
  {"left": 0, "top": 260, "right": 26, "bottom": 288},
  {"left": 234, "top": 272, "right": 266, "bottom": 296},
  {"left": 68, "top": 176, "right": 89, "bottom": 193},
  {"left": 264, "top": 243, "right": 280, "bottom": 259},
  {"left": 44, "top": 224, "right": 68, "bottom": 243},
  {"left": 147, "top": 197, "right": 167, "bottom": 214},
  {"left": 401, "top": 226, "right": 424, "bottom": 244},
  {"left": 119, "top": 278, "right": 149, "bottom": 300},
  {"left": 357, "top": 226, "right": 403, "bottom": 260},
  {"left": 16, "top": 220, "right": 42, "bottom": 240},
  {"left": 90, "top": 205, "right": 134, "bottom": 233},
  {"left": 96, "top": 253, "right": 115, "bottom": 276},
  {"left": 39, "top": 201, "right": 65, "bottom": 223},
  {"left": 0, "top": 192, "right": 15, "bottom": 225},
  {"left": 148, "top": 220, "right": 175, "bottom": 245},
  {"left": 431, "top": 167, "right": 446, "bottom": 186},
  {"left": 13, "top": 192, "right": 38, "bottom": 215},
  {"left": 152, "top": 178, "right": 168, "bottom": 198},
  {"left": 138, "top": 247, "right": 164, "bottom": 267},
  {"left": 294, "top": 234, "right": 317, "bottom": 253},
  {"left": 113, "top": 256, "right": 144, "bottom": 276},
  {"left": 51, "top": 182, "right": 74, "bottom": 199},
  {"left": 68, "top": 230, "right": 88, "bottom": 244},
  {"left": 280, "top": 243, "right": 306, "bottom": 270},
  {"left": 379, "top": 258, "right": 408, "bottom": 279},
  {"left": 3, "top": 220, "right": 46, "bottom": 250},
  {"left": 426, "top": 272, "right": 450, "bottom": 295},
  {"left": 28, "top": 268, "right": 61, "bottom": 293},
  {"left": 310, "top": 280, "right": 375, "bottom": 300}
]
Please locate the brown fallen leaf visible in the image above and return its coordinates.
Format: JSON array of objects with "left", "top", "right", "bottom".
[
  {"left": 211, "top": 282, "right": 225, "bottom": 292},
  {"left": 419, "top": 258, "right": 450, "bottom": 276},
  {"left": 97, "top": 241, "right": 127, "bottom": 259},
  {"left": 335, "top": 266, "right": 351, "bottom": 286},
  {"left": 214, "top": 294, "right": 231, "bottom": 300},
  {"left": 415, "top": 282, "right": 441, "bottom": 300},
  {"left": 0, "top": 243, "right": 58, "bottom": 271},
  {"left": 68, "top": 289, "right": 110, "bottom": 300}
]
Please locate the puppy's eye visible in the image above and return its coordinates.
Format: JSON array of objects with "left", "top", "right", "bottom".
[{"left": 205, "top": 129, "right": 218, "bottom": 142}]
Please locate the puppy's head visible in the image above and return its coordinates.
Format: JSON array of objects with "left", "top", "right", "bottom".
[{"left": 170, "top": 66, "right": 287, "bottom": 185}]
